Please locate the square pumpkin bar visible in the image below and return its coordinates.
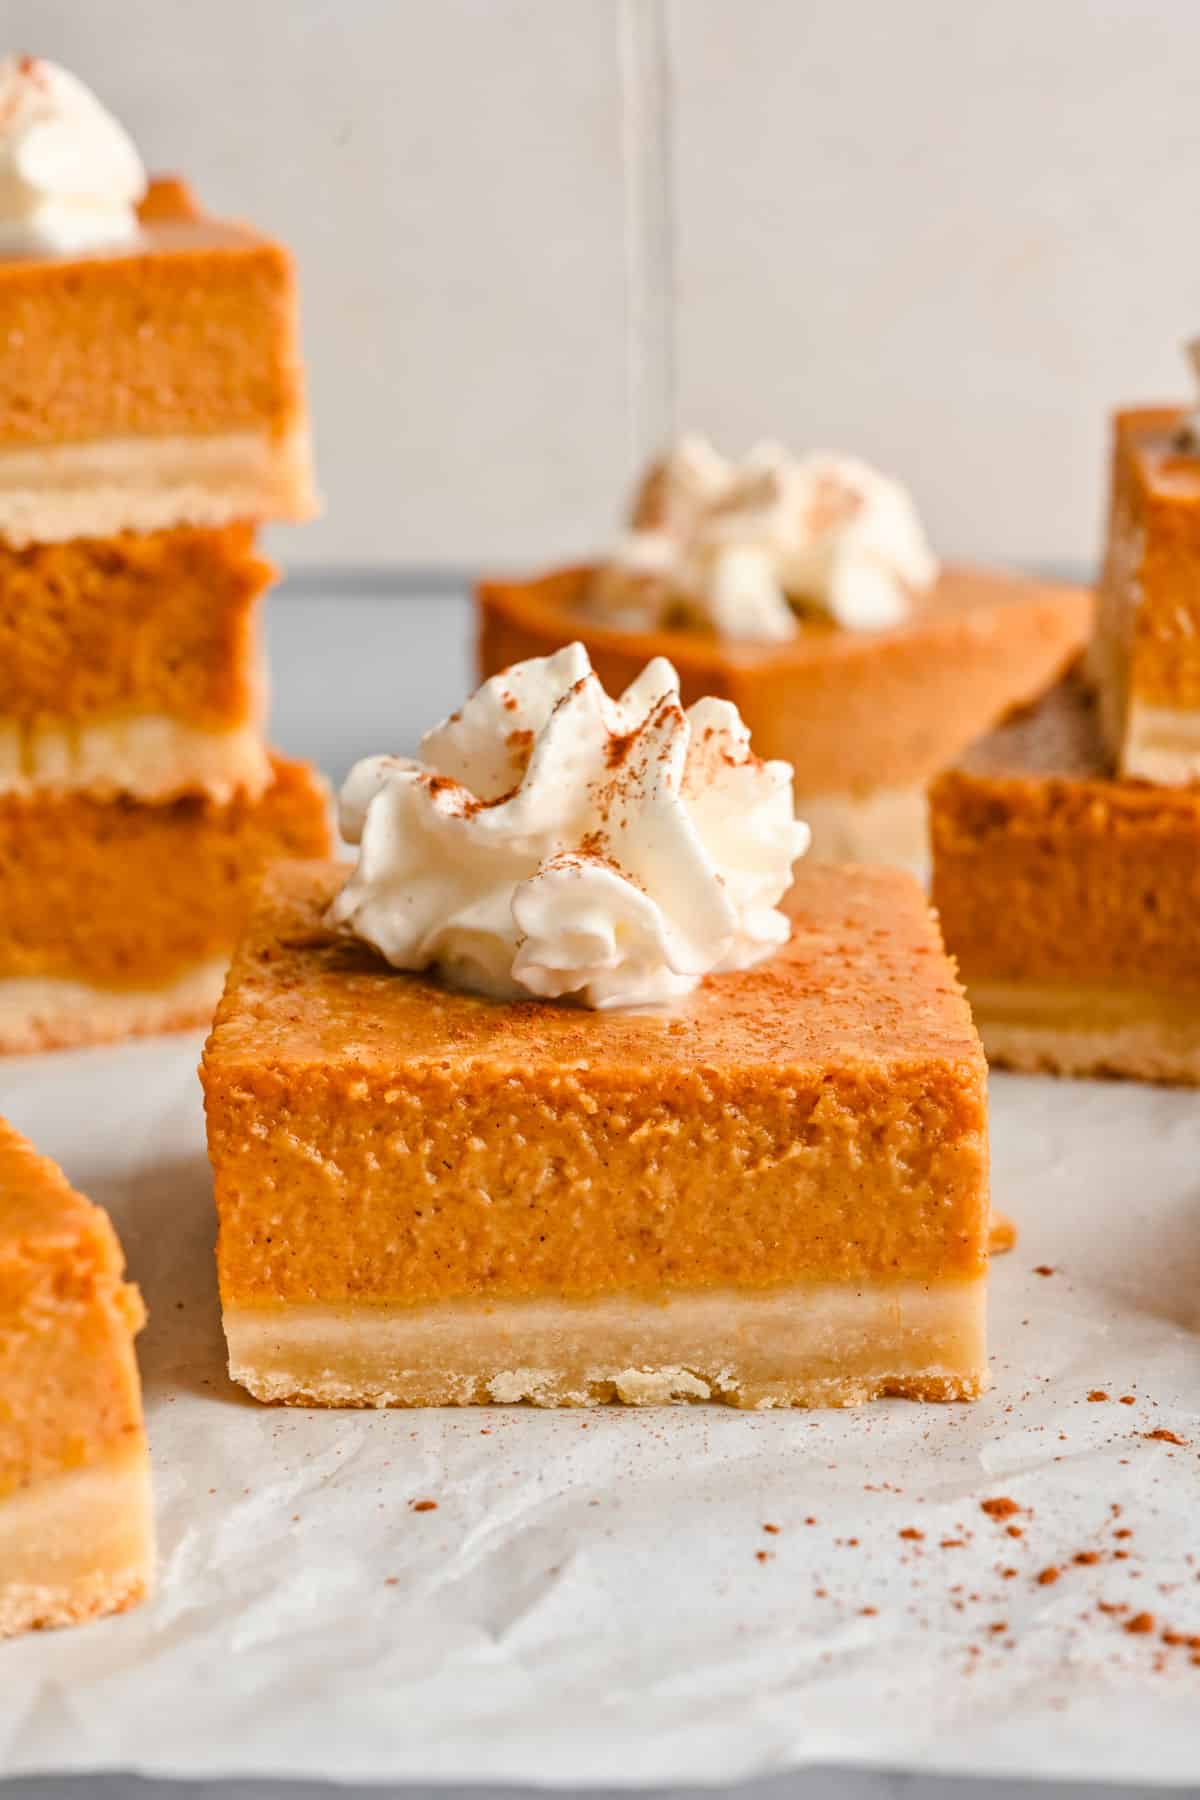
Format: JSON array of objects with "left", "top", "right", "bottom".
[
  {"left": 931, "top": 673, "right": 1200, "bottom": 1084},
  {"left": 0, "top": 522, "right": 272, "bottom": 802},
  {"left": 202, "top": 859, "right": 991, "bottom": 1410},
  {"left": 1093, "top": 405, "right": 1200, "bottom": 781},
  {"left": 0, "top": 174, "right": 314, "bottom": 543},
  {"left": 0, "top": 754, "right": 330, "bottom": 1054},
  {"left": 479, "top": 563, "right": 1092, "bottom": 864},
  {"left": 0, "top": 1117, "right": 152, "bottom": 1636}
]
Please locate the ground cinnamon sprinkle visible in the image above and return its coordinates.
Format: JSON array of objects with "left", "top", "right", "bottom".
[
  {"left": 1007, "top": 1524, "right": 1024, "bottom": 1539},
  {"left": 1036, "top": 1566, "right": 1060, "bottom": 1586},
  {"left": 1073, "top": 1551, "right": 1101, "bottom": 1566},
  {"left": 1087, "top": 1389, "right": 1109, "bottom": 1402},
  {"left": 1119, "top": 1395, "right": 1136, "bottom": 1405},
  {"left": 899, "top": 1527, "right": 924, "bottom": 1541},
  {"left": 1114, "top": 1528, "right": 1133, "bottom": 1540},
  {"left": 1033, "top": 1265, "right": 1055, "bottom": 1277},
  {"left": 410, "top": 1499, "right": 438, "bottom": 1513},
  {"left": 762, "top": 1523, "right": 780, "bottom": 1535},
  {"left": 1125, "top": 1612, "right": 1156, "bottom": 1635},
  {"left": 755, "top": 1550, "right": 772, "bottom": 1564},
  {"left": 981, "top": 1497, "right": 1019, "bottom": 1519},
  {"left": 1143, "top": 1429, "right": 1188, "bottom": 1446}
]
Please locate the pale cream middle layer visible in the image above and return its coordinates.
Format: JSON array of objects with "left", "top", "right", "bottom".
[
  {"left": 798, "top": 782, "right": 927, "bottom": 870},
  {"left": 0, "top": 1442, "right": 153, "bottom": 1638},
  {"left": 967, "top": 977, "right": 1200, "bottom": 1086},
  {"left": 0, "top": 957, "right": 229, "bottom": 1055},
  {"left": 0, "top": 715, "right": 270, "bottom": 802},
  {"left": 1118, "top": 701, "right": 1200, "bottom": 784},
  {"left": 0, "top": 425, "right": 316, "bottom": 544},
  {"left": 224, "top": 1278, "right": 988, "bottom": 1411}
]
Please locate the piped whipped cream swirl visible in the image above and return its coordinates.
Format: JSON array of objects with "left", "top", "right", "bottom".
[
  {"left": 0, "top": 57, "right": 146, "bottom": 254},
  {"left": 589, "top": 436, "right": 939, "bottom": 641},
  {"left": 329, "top": 643, "right": 810, "bottom": 1010}
]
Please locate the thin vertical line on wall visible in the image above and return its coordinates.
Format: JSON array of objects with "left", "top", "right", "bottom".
[{"left": 619, "top": 0, "right": 677, "bottom": 471}]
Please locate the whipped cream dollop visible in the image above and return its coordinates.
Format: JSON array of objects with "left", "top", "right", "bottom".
[
  {"left": 0, "top": 56, "right": 146, "bottom": 254},
  {"left": 329, "top": 643, "right": 809, "bottom": 1010},
  {"left": 588, "top": 436, "right": 939, "bottom": 640}
]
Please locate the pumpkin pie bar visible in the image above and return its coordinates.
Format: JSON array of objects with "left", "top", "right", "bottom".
[
  {"left": 0, "top": 58, "right": 314, "bottom": 543},
  {"left": 0, "top": 522, "right": 272, "bottom": 801},
  {"left": 930, "top": 673, "right": 1200, "bottom": 1084},
  {"left": 202, "top": 858, "right": 990, "bottom": 1409},
  {"left": 481, "top": 562, "right": 1092, "bottom": 863},
  {"left": 1093, "top": 401, "right": 1200, "bottom": 782},
  {"left": 477, "top": 439, "right": 1091, "bottom": 863},
  {"left": 0, "top": 1117, "right": 151, "bottom": 1636},
  {"left": 0, "top": 754, "right": 331, "bottom": 1054}
]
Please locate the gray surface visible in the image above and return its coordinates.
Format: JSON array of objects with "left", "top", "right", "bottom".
[
  {"left": 265, "top": 573, "right": 478, "bottom": 784},
  {"left": 7, "top": 1770, "right": 1195, "bottom": 1799},
  {"left": 7, "top": 576, "right": 1193, "bottom": 1800}
]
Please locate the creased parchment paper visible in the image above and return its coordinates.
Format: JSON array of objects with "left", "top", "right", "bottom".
[{"left": 0, "top": 1033, "right": 1197, "bottom": 1786}]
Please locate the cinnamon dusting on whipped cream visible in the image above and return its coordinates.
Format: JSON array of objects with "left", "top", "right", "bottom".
[
  {"left": 328, "top": 642, "right": 808, "bottom": 1009},
  {"left": 586, "top": 435, "right": 938, "bottom": 642}
]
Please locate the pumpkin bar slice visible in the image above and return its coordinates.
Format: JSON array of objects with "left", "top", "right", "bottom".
[
  {"left": 202, "top": 859, "right": 990, "bottom": 1409},
  {"left": 479, "top": 563, "right": 1092, "bottom": 864},
  {"left": 0, "top": 523, "right": 272, "bottom": 802},
  {"left": 0, "top": 754, "right": 331, "bottom": 1054},
  {"left": 931, "top": 673, "right": 1200, "bottom": 1084},
  {"left": 0, "top": 1117, "right": 151, "bottom": 1636},
  {"left": 0, "top": 173, "right": 314, "bottom": 544},
  {"left": 1093, "top": 402, "right": 1200, "bottom": 782}
]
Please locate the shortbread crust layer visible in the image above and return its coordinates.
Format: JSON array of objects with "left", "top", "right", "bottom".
[
  {"left": 0, "top": 717, "right": 270, "bottom": 803},
  {"left": 225, "top": 1278, "right": 987, "bottom": 1410},
  {"left": 965, "top": 979, "right": 1200, "bottom": 1086},
  {"left": 0, "top": 427, "right": 315, "bottom": 544},
  {"left": 0, "top": 958, "right": 228, "bottom": 1055},
  {"left": 0, "top": 1443, "right": 153, "bottom": 1638}
]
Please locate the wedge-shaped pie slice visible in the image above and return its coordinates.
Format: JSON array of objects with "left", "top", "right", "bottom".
[
  {"left": 0, "top": 1117, "right": 151, "bottom": 1636},
  {"left": 202, "top": 859, "right": 991, "bottom": 1409}
]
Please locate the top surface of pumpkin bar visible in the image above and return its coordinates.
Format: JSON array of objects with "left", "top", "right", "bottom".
[{"left": 205, "top": 857, "right": 981, "bottom": 1076}]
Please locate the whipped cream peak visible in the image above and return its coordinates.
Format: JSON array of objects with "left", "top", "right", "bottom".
[
  {"left": 0, "top": 56, "right": 146, "bottom": 254},
  {"left": 329, "top": 643, "right": 809, "bottom": 1010},
  {"left": 593, "top": 436, "right": 939, "bottom": 640}
]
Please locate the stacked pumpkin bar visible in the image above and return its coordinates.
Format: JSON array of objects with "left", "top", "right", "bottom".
[
  {"left": 0, "top": 59, "right": 330, "bottom": 1053},
  {"left": 931, "top": 385, "right": 1200, "bottom": 1084}
]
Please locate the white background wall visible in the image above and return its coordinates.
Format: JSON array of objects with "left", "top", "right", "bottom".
[{"left": 19, "top": 0, "right": 1200, "bottom": 574}]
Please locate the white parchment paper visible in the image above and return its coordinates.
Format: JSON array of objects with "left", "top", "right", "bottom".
[{"left": 0, "top": 1033, "right": 1197, "bottom": 1786}]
